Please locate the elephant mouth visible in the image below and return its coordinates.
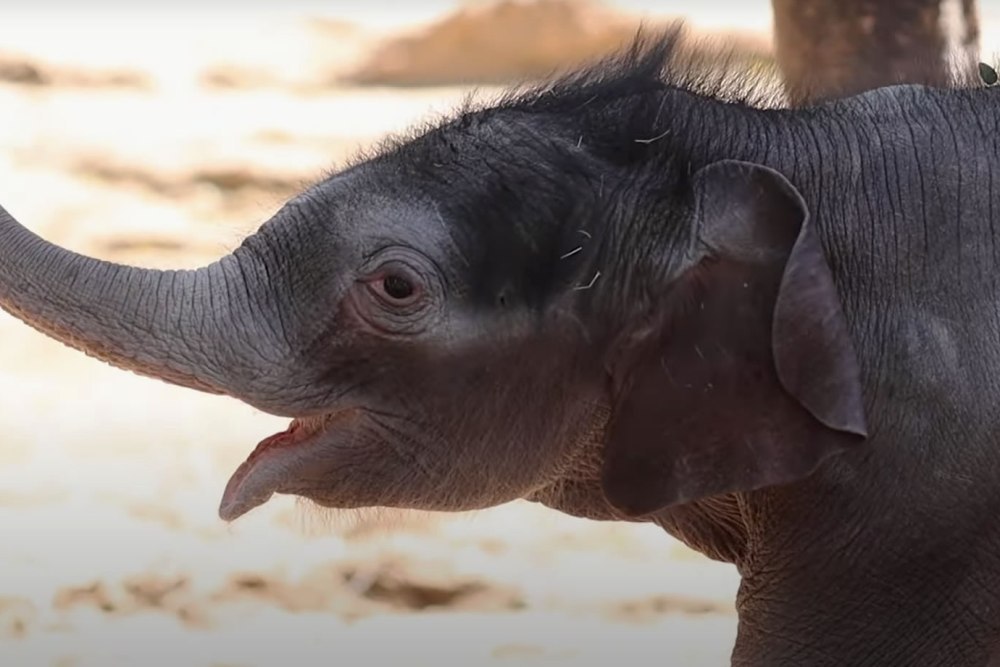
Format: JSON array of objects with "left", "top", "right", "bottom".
[{"left": 218, "top": 410, "right": 356, "bottom": 521}]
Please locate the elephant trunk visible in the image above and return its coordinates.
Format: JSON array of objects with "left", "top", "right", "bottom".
[{"left": 0, "top": 203, "right": 306, "bottom": 417}]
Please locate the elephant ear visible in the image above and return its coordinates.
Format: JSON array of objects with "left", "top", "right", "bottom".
[{"left": 601, "top": 159, "right": 868, "bottom": 518}]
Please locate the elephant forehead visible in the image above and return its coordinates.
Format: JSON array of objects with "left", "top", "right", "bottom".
[
  {"left": 298, "top": 179, "right": 460, "bottom": 260},
  {"left": 308, "top": 177, "right": 576, "bottom": 293}
]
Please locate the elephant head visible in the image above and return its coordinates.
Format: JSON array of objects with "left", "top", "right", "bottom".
[{"left": 0, "top": 33, "right": 868, "bottom": 524}]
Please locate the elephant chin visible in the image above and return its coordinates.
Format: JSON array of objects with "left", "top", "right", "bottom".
[{"left": 219, "top": 410, "right": 359, "bottom": 521}]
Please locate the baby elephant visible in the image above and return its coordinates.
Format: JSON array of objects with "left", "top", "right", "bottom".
[{"left": 1, "top": 27, "right": 999, "bottom": 666}]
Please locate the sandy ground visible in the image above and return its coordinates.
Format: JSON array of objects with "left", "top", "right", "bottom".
[{"left": 3, "top": 1, "right": 947, "bottom": 664}]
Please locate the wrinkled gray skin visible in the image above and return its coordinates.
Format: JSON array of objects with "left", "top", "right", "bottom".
[
  {"left": 2, "top": 30, "right": 1000, "bottom": 666},
  {"left": 772, "top": 0, "right": 981, "bottom": 104}
]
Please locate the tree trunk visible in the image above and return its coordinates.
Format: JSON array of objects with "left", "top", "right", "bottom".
[{"left": 771, "top": 0, "right": 981, "bottom": 105}]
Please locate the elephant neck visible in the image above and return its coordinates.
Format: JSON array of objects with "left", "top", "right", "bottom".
[{"left": 523, "top": 400, "right": 637, "bottom": 523}]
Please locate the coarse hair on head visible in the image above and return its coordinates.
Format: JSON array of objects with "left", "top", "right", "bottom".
[
  {"left": 338, "top": 21, "right": 784, "bottom": 172},
  {"left": 493, "top": 21, "right": 786, "bottom": 114},
  {"left": 340, "top": 18, "right": 1000, "bottom": 176}
]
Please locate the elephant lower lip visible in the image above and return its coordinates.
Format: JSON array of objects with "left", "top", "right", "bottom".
[{"left": 218, "top": 411, "right": 352, "bottom": 521}]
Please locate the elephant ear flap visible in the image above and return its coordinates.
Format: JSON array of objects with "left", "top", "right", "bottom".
[{"left": 601, "top": 160, "right": 868, "bottom": 518}]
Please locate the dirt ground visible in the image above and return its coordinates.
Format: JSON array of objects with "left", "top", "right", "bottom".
[{"left": 7, "top": 1, "right": 983, "bottom": 664}]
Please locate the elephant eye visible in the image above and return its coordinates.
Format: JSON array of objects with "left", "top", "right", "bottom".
[
  {"left": 382, "top": 274, "right": 415, "bottom": 301},
  {"left": 354, "top": 255, "right": 435, "bottom": 334},
  {"left": 364, "top": 265, "right": 423, "bottom": 307},
  {"left": 357, "top": 253, "right": 433, "bottom": 319}
]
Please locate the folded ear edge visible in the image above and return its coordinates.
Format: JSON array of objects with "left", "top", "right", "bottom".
[{"left": 696, "top": 159, "right": 868, "bottom": 438}]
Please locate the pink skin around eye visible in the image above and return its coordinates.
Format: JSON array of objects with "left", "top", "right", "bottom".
[{"left": 344, "top": 264, "right": 430, "bottom": 336}]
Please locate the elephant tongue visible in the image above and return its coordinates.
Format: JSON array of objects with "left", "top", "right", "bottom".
[{"left": 218, "top": 418, "right": 325, "bottom": 521}]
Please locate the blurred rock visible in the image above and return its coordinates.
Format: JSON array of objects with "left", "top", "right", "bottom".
[
  {"left": 348, "top": 0, "right": 772, "bottom": 87},
  {"left": 0, "top": 597, "right": 36, "bottom": 639},
  {"left": 0, "top": 58, "right": 45, "bottom": 85},
  {"left": 0, "top": 51, "right": 149, "bottom": 88},
  {"left": 349, "top": 0, "right": 641, "bottom": 86},
  {"left": 71, "top": 157, "right": 306, "bottom": 200}
]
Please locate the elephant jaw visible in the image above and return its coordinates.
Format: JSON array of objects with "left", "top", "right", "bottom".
[{"left": 218, "top": 411, "right": 356, "bottom": 521}]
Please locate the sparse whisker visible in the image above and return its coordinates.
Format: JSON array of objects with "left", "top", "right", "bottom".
[
  {"left": 573, "top": 271, "right": 602, "bottom": 291},
  {"left": 634, "top": 128, "right": 672, "bottom": 144}
]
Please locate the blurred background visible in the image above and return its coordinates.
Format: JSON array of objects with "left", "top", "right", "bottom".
[{"left": 0, "top": 1, "right": 995, "bottom": 665}]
